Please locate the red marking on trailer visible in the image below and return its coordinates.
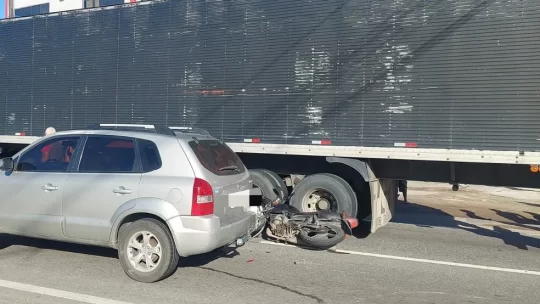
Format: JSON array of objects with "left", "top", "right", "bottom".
[
  {"left": 312, "top": 140, "right": 331, "bottom": 145},
  {"left": 199, "top": 89, "right": 225, "bottom": 95},
  {"left": 243, "top": 138, "right": 261, "bottom": 143},
  {"left": 394, "top": 142, "right": 417, "bottom": 148},
  {"left": 406, "top": 142, "right": 418, "bottom": 148}
]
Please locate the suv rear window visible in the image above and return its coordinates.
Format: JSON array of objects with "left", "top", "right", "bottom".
[{"left": 189, "top": 140, "right": 246, "bottom": 176}]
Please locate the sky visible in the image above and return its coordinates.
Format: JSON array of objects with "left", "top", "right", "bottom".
[{"left": 0, "top": 0, "right": 4, "bottom": 19}]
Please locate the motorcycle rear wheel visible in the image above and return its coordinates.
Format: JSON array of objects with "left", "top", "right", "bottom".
[{"left": 297, "top": 225, "right": 345, "bottom": 249}]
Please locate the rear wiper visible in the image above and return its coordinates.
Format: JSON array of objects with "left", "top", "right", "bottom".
[{"left": 218, "top": 165, "right": 239, "bottom": 172}]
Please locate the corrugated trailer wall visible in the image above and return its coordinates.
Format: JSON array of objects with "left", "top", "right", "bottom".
[{"left": 0, "top": 0, "right": 539, "bottom": 151}]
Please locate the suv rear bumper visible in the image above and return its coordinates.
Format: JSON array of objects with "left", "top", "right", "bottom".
[{"left": 167, "top": 212, "right": 255, "bottom": 257}]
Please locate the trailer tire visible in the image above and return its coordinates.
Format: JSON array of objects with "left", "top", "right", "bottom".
[
  {"left": 318, "top": 173, "right": 358, "bottom": 218},
  {"left": 250, "top": 169, "right": 279, "bottom": 201},
  {"left": 290, "top": 173, "right": 357, "bottom": 218},
  {"left": 260, "top": 169, "right": 288, "bottom": 201}
]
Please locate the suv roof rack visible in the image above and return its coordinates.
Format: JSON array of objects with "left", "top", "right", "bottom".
[
  {"left": 168, "top": 126, "right": 211, "bottom": 137},
  {"left": 85, "top": 124, "right": 177, "bottom": 136}
]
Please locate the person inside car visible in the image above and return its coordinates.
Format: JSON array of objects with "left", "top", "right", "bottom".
[{"left": 41, "top": 127, "right": 61, "bottom": 163}]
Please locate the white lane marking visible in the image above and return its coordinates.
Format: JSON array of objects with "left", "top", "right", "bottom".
[
  {"left": 333, "top": 249, "right": 540, "bottom": 276},
  {"left": 257, "top": 240, "right": 540, "bottom": 276},
  {"left": 0, "top": 279, "right": 133, "bottom": 304},
  {"left": 259, "top": 240, "right": 296, "bottom": 247}
]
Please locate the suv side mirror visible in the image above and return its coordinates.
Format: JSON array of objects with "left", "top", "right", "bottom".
[{"left": 0, "top": 158, "right": 14, "bottom": 171}]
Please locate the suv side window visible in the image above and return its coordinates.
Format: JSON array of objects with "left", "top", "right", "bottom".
[
  {"left": 138, "top": 139, "right": 162, "bottom": 173},
  {"left": 17, "top": 136, "right": 80, "bottom": 172},
  {"left": 78, "top": 136, "right": 137, "bottom": 173}
]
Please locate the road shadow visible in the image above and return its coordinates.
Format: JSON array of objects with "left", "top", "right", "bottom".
[
  {"left": 351, "top": 221, "right": 372, "bottom": 239},
  {"left": 0, "top": 233, "right": 118, "bottom": 258},
  {"left": 0, "top": 233, "right": 240, "bottom": 268},
  {"left": 518, "top": 201, "right": 540, "bottom": 209},
  {"left": 178, "top": 247, "right": 241, "bottom": 268},
  {"left": 525, "top": 211, "right": 540, "bottom": 222},
  {"left": 490, "top": 209, "right": 540, "bottom": 229},
  {"left": 385, "top": 200, "right": 540, "bottom": 250}
]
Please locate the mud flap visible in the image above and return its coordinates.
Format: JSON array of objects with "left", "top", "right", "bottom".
[
  {"left": 324, "top": 157, "right": 395, "bottom": 233},
  {"left": 367, "top": 167, "right": 395, "bottom": 233}
]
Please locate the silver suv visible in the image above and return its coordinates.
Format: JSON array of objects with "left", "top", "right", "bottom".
[{"left": 0, "top": 124, "right": 255, "bottom": 283}]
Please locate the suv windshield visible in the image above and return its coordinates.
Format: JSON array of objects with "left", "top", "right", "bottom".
[{"left": 188, "top": 139, "right": 246, "bottom": 176}]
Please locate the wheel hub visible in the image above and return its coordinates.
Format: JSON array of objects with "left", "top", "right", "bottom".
[
  {"left": 302, "top": 188, "right": 336, "bottom": 212},
  {"left": 127, "top": 231, "right": 162, "bottom": 273},
  {"left": 317, "top": 199, "right": 330, "bottom": 210}
]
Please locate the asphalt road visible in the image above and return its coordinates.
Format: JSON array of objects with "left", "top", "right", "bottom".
[{"left": 0, "top": 217, "right": 539, "bottom": 304}]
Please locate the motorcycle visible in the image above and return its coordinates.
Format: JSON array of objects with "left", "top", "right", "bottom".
[{"left": 250, "top": 189, "right": 359, "bottom": 249}]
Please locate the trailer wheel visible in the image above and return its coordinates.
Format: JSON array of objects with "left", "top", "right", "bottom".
[
  {"left": 318, "top": 173, "right": 358, "bottom": 218},
  {"left": 260, "top": 169, "right": 289, "bottom": 201},
  {"left": 250, "top": 169, "right": 279, "bottom": 202},
  {"left": 290, "top": 173, "right": 357, "bottom": 218}
]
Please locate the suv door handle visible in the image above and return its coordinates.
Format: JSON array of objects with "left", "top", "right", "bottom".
[
  {"left": 113, "top": 187, "right": 132, "bottom": 195},
  {"left": 42, "top": 184, "right": 58, "bottom": 191}
]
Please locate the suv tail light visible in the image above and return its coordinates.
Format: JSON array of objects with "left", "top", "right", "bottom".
[{"left": 191, "top": 178, "right": 214, "bottom": 216}]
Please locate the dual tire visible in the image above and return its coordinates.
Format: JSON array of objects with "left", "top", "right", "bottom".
[
  {"left": 250, "top": 169, "right": 289, "bottom": 202},
  {"left": 249, "top": 169, "right": 290, "bottom": 237},
  {"left": 251, "top": 169, "right": 359, "bottom": 218}
]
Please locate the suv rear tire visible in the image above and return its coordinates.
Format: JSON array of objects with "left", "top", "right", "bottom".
[{"left": 118, "top": 218, "right": 179, "bottom": 283}]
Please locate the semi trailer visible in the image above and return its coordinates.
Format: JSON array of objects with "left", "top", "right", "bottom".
[{"left": 1, "top": 0, "right": 540, "bottom": 233}]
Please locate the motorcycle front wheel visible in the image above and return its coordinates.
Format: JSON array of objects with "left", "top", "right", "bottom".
[{"left": 297, "top": 225, "right": 345, "bottom": 249}]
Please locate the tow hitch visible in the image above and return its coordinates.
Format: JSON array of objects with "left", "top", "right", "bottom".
[{"left": 235, "top": 234, "right": 250, "bottom": 247}]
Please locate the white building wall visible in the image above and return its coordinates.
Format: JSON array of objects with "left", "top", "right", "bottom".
[
  {"left": 13, "top": 0, "right": 83, "bottom": 11},
  {"left": 11, "top": 0, "right": 145, "bottom": 16},
  {"left": 49, "top": 0, "right": 84, "bottom": 12},
  {"left": 13, "top": 0, "right": 49, "bottom": 9}
]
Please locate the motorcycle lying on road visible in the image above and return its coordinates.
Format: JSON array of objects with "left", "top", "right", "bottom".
[{"left": 249, "top": 190, "right": 359, "bottom": 249}]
